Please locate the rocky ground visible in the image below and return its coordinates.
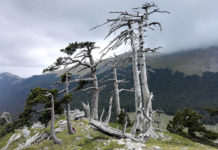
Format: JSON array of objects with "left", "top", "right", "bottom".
[{"left": 0, "top": 111, "right": 217, "bottom": 150}]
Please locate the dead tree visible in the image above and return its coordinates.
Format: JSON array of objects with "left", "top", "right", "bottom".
[
  {"left": 91, "top": 2, "right": 168, "bottom": 142},
  {"left": 82, "top": 101, "right": 90, "bottom": 120},
  {"left": 44, "top": 68, "right": 74, "bottom": 134},
  {"left": 90, "top": 120, "right": 140, "bottom": 142},
  {"left": 63, "top": 71, "right": 74, "bottom": 134},
  {"left": 46, "top": 92, "right": 62, "bottom": 144},
  {"left": 104, "top": 92, "right": 114, "bottom": 124},
  {"left": 45, "top": 42, "right": 104, "bottom": 120},
  {"left": 105, "top": 54, "right": 134, "bottom": 119},
  {"left": 132, "top": 3, "right": 169, "bottom": 139},
  {"left": 92, "top": 10, "right": 143, "bottom": 113},
  {"left": 0, "top": 112, "right": 12, "bottom": 125}
]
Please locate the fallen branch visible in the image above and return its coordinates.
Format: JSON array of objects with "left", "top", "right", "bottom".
[{"left": 89, "top": 120, "right": 141, "bottom": 142}]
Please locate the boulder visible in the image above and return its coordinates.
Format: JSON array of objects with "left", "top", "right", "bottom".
[
  {"left": 21, "top": 127, "right": 30, "bottom": 139},
  {"left": 31, "top": 122, "right": 44, "bottom": 130},
  {"left": 2, "top": 133, "right": 21, "bottom": 150}
]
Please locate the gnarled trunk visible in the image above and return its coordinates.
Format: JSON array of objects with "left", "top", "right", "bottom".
[
  {"left": 50, "top": 94, "right": 62, "bottom": 144},
  {"left": 88, "top": 52, "right": 100, "bottom": 120},
  {"left": 82, "top": 101, "right": 90, "bottom": 120},
  {"left": 138, "top": 19, "right": 156, "bottom": 139},
  {"left": 90, "top": 69, "right": 99, "bottom": 120},
  {"left": 128, "top": 22, "right": 144, "bottom": 135},
  {"left": 65, "top": 73, "right": 74, "bottom": 134},
  {"left": 128, "top": 22, "right": 142, "bottom": 111},
  {"left": 113, "top": 66, "right": 120, "bottom": 119},
  {"left": 90, "top": 120, "right": 141, "bottom": 142},
  {"left": 104, "top": 92, "right": 114, "bottom": 124}
]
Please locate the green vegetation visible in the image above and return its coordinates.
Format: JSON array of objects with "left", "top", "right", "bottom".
[
  {"left": 0, "top": 87, "right": 64, "bottom": 138},
  {"left": 167, "top": 108, "right": 218, "bottom": 147},
  {"left": 2, "top": 60, "right": 218, "bottom": 125},
  {"left": 146, "top": 131, "right": 218, "bottom": 150},
  {"left": 1, "top": 114, "right": 218, "bottom": 150},
  {"left": 117, "top": 109, "right": 131, "bottom": 126}
]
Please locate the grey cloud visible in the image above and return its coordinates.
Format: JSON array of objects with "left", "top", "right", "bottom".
[{"left": 0, "top": 0, "right": 218, "bottom": 77}]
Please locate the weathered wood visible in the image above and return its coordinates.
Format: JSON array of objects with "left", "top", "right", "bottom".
[
  {"left": 128, "top": 22, "right": 143, "bottom": 111},
  {"left": 49, "top": 93, "right": 62, "bottom": 144},
  {"left": 123, "top": 115, "right": 128, "bottom": 133},
  {"left": 82, "top": 102, "right": 90, "bottom": 120},
  {"left": 104, "top": 92, "right": 114, "bottom": 124},
  {"left": 65, "top": 72, "right": 74, "bottom": 134},
  {"left": 113, "top": 63, "right": 121, "bottom": 118},
  {"left": 90, "top": 120, "right": 141, "bottom": 142},
  {"left": 100, "top": 109, "right": 105, "bottom": 122}
]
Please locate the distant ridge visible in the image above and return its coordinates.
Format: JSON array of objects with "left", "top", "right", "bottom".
[
  {"left": 1, "top": 46, "right": 218, "bottom": 124},
  {"left": 150, "top": 46, "right": 218, "bottom": 75}
]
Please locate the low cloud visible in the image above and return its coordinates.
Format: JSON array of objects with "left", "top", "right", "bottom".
[{"left": 0, "top": 0, "right": 218, "bottom": 77}]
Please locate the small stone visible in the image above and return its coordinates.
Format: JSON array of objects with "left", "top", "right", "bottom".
[
  {"left": 117, "top": 139, "right": 125, "bottom": 145},
  {"left": 22, "top": 127, "right": 30, "bottom": 138},
  {"left": 54, "top": 127, "right": 65, "bottom": 133},
  {"left": 75, "top": 137, "right": 81, "bottom": 141},
  {"left": 125, "top": 138, "right": 132, "bottom": 142},
  {"left": 79, "top": 122, "right": 84, "bottom": 126},
  {"left": 86, "top": 134, "right": 93, "bottom": 139},
  {"left": 153, "top": 146, "right": 162, "bottom": 150},
  {"left": 31, "top": 122, "right": 44, "bottom": 129},
  {"left": 58, "top": 120, "right": 67, "bottom": 127}
]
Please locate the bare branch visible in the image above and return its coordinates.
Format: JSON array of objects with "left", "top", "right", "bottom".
[
  {"left": 119, "top": 88, "right": 135, "bottom": 92},
  {"left": 69, "top": 78, "right": 95, "bottom": 83},
  {"left": 100, "top": 108, "right": 105, "bottom": 122},
  {"left": 82, "top": 87, "right": 96, "bottom": 92},
  {"left": 99, "top": 84, "right": 107, "bottom": 91},
  {"left": 59, "top": 89, "right": 66, "bottom": 95},
  {"left": 117, "top": 80, "right": 128, "bottom": 84},
  {"left": 35, "top": 108, "right": 52, "bottom": 113}
]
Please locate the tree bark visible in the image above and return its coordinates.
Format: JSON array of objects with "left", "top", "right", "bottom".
[
  {"left": 128, "top": 22, "right": 142, "bottom": 111},
  {"left": 88, "top": 52, "right": 100, "bottom": 120},
  {"left": 138, "top": 18, "right": 157, "bottom": 139},
  {"left": 100, "top": 109, "right": 105, "bottom": 122},
  {"left": 50, "top": 94, "right": 62, "bottom": 144},
  {"left": 90, "top": 120, "right": 141, "bottom": 142},
  {"left": 138, "top": 19, "right": 150, "bottom": 114},
  {"left": 113, "top": 65, "right": 121, "bottom": 119},
  {"left": 65, "top": 73, "right": 74, "bottom": 134},
  {"left": 91, "top": 70, "right": 99, "bottom": 120},
  {"left": 82, "top": 102, "right": 90, "bottom": 120},
  {"left": 104, "top": 92, "right": 114, "bottom": 124}
]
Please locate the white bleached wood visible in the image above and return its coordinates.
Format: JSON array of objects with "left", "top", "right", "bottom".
[{"left": 104, "top": 92, "right": 114, "bottom": 124}]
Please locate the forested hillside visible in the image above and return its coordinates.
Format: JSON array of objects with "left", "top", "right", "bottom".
[
  {"left": 1, "top": 50, "right": 218, "bottom": 124},
  {"left": 71, "top": 65, "right": 218, "bottom": 124}
]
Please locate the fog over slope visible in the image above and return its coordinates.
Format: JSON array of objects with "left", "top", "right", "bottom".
[{"left": 0, "top": 0, "right": 218, "bottom": 77}]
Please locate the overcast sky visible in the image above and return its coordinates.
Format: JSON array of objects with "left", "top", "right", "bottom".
[{"left": 0, "top": 0, "right": 218, "bottom": 78}]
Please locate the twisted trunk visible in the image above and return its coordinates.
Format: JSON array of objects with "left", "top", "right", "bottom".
[
  {"left": 65, "top": 73, "right": 74, "bottom": 134},
  {"left": 128, "top": 22, "right": 144, "bottom": 135},
  {"left": 90, "top": 120, "right": 141, "bottom": 142},
  {"left": 50, "top": 94, "right": 62, "bottom": 144},
  {"left": 113, "top": 65, "right": 120, "bottom": 119},
  {"left": 138, "top": 19, "right": 156, "bottom": 139},
  {"left": 88, "top": 52, "right": 99, "bottom": 120},
  {"left": 104, "top": 92, "right": 114, "bottom": 124},
  {"left": 82, "top": 102, "right": 90, "bottom": 120},
  {"left": 128, "top": 22, "right": 142, "bottom": 111},
  {"left": 90, "top": 69, "right": 99, "bottom": 120}
]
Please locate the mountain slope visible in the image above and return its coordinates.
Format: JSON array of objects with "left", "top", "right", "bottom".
[
  {"left": 150, "top": 46, "right": 218, "bottom": 75},
  {"left": 0, "top": 73, "right": 58, "bottom": 114},
  {"left": 0, "top": 114, "right": 217, "bottom": 150},
  {"left": 1, "top": 47, "right": 218, "bottom": 124}
]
